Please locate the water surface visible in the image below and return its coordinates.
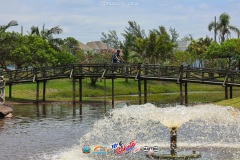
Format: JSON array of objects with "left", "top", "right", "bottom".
[
  {"left": 0, "top": 102, "right": 116, "bottom": 160},
  {"left": 0, "top": 103, "right": 240, "bottom": 160}
]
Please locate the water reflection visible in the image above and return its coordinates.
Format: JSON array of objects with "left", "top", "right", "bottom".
[{"left": 0, "top": 102, "right": 120, "bottom": 160}]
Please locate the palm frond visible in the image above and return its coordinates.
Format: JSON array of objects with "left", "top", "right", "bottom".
[{"left": 0, "top": 20, "right": 18, "bottom": 32}]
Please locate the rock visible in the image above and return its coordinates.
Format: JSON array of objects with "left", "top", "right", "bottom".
[{"left": 0, "top": 104, "right": 13, "bottom": 118}]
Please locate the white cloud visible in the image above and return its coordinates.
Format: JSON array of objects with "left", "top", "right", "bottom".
[{"left": 1, "top": 0, "right": 239, "bottom": 43}]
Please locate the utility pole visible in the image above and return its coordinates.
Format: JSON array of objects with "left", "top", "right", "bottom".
[
  {"left": 214, "top": 16, "right": 217, "bottom": 42},
  {"left": 21, "top": 26, "right": 23, "bottom": 35}
]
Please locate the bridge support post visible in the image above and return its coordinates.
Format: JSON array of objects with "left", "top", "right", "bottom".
[
  {"left": 144, "top": 79, "right": 147, "bottom": 103},
  {"left": 103, "top": 79, "right": 107, "bottom": 113},
  {"left": 79, "top": 78, "right": 82, "bottom": 115},
  {"left": 72, "top": 78, "right": 76, "bottom": 104},
  {"left": 42, "top": 80, "right": 46, "bottom": 102},
  {"left": 138, "top": 79, "right": 142, "bottom": 104},
  {"left": 225, "top": 86, "right": 228, "bottom": 99},
  {"left": 9, "top": 83, "right": 12, "bottom": 98},
  {"left": 230, "top": 86, "right": 232, "bottom": 99},
  {"left": 180, "top": 83, "right": 183, "bottom": 105},
  {"left": 184, "top": 82, "right": 188, "bottom": 106},
  {"left": 36, "top": 81, "right": 40, "bottom": 103},
  {"left": 104, "top": 79, "right": 106, "bottom": 105},
  {"left": 112, "top": 78, "right": 114, "bottom": 108},
  {"left": 137, "top": 63, "right": 142, "bottom": 105}
]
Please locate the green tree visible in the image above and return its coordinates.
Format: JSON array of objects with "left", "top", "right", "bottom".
[
  {"left": 151, "top": 25, "right": 179, "bottom": 47},
  {"left": 29, "top": 24, "right": 63, "bottom": 50},
  {"left": 205, "top": 39, "right": 240, "bottom": 69},
  {"left": 180, "top": 34, "right": 193, "bottom": 41},
  {"left": 120, "top": 33, "right": 135, "bottom": 63},
  {"left": 187, "top": 36, "right": 212, "bottom": 67},
  {"left": 8, "top": 34, "right": 32, "bottom": 68},
  {"left": 169, "top": 27, "right": 179, "bottom": 45},
  {"left": 220, "top": 39, "right": 240, "bottom": 69},
  {"left": 84, "top": 51, "right": 112, "bottom": 86},
  {"left": 148, "top": 26, "right": 177, "bottom": 64},
  {"left": 146, "top": 32, "right": 157, "bottom": 63},
  {"left": 0, "top": 21, "right": 18, "bottom": 69},
  {"left": 155, "top": 34, "right": 175, "bottom": 64},
  {"left": 151, "top": 25, "right": 169, "bottom": 38},
  {"left": 0, "top": 32, "right": 22, "bottom": 69},
  {"left": 101, "top": 30, "right": 120, "bottom": 49},
  {"left": 123, "top": 21, "right": 146, "bottom": 39},
  {"left": 208, "top": 13, "right": 240, "bottom": 43},
  {"left": 61, "top": 37, "right": 86, "bottom": 63},
  {"left": 55, "top": 51, "right": 76, "bottom": 65},
  {"left": 0, "top": 33, "right": 58, "bottom": 69},
  {"left": 145, "top": 31, "right": 174, "bottom": 64},
  {"left": 62, "top": 37, "right": 79, "bottom": 54},
  {"left": 0, "top": 20, "right": 18, "bottom": 36},
  {"left": 131, "top": 37, "right": 148, "bottom": 63},
  {"left": 26, "top": 35, "right": 58, "bottom": 67},
  {"left": 171, "top": 50, "right": 192, "bottom": 66},
  {"left": 121, "top": 21, "right": 146, "bottom": 63}
]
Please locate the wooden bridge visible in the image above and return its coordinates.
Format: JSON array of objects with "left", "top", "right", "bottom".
[{"left": 1, "top": 63, "right": 240, "bottom": 106}]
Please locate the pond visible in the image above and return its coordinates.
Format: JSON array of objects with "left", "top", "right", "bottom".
[{"left": 0, "top": 102, "right": 239, "bottom": 160}]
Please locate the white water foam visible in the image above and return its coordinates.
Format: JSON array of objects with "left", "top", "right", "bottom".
[{"left": 50, "top": 103, "right": 240, "bottom": 160}]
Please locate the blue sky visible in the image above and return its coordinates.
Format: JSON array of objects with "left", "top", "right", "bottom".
[{"left": 1, "top": 0, "right": 239, "bottom": 43}]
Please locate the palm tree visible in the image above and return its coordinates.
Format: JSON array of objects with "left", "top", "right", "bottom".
[
  {"left": 133, "top": 37, "right": 148, "bottom": 63},
  {"left": 187, "top": 36, "right": 212, "bottom": 67},
  {"left": 0, "top": 20, "right": 18, "bottom": 44},
  {"left": 30, "top": 24, "right": 63, "bottom": 50},
  {"left": 120, "top": 33, "right": 135, "bottom": 63},
  {"left": 208, "top": 13, "right": 240, "bottom": 43},
  {"left": 0, "top": 20, "right": 18, "bottom": 35}
]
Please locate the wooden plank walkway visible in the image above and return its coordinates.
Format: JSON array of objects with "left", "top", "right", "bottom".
[
  {"left": 1, "top": 63, "right": 239, "bottom": 106},
  {"left": 1, "top": 63, "right": 240, "bottom": 86}
]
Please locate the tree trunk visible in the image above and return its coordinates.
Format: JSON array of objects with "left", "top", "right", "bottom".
[{"left": 90, "top": 77, "right": 98, "bottom": 86}]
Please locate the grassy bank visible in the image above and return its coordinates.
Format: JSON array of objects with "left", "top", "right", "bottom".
[
  {"left": 215, "top": 97, "right": 240, "bottom": 109},
  {"left": 4, "top": 78, "right": 240, "bottom": 105}
]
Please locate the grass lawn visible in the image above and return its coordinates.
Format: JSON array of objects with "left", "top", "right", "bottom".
[{"left": 4, "top": 78, "right": 240, "bottom": 106}]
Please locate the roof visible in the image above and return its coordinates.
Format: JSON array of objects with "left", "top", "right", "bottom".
[
  {"left": 78, "top": 41, "right": 93, "bottom": 51},
  {"left": 176, "top": 41, "right": 191, "bottom": 51},
  {"left": 86, "top": 41, "right": 115, "bottom": 50}
]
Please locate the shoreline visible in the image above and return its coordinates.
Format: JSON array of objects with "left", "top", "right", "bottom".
[{"left": 4, "top": 99, "right": 114, "bottom": 106}]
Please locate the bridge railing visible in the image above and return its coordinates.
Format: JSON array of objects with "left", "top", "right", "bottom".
[
  {"left": 73, "top": 63, "right": 105, "bottom": 77},
  {"left": 0, "top": 68, "right": 35, "bottom": 83},
  {"left": 139, "top": 64, "right": 181, "bottom": 80},
  {"left": 2, "top": 63, "right": 240, "bottom": 86},
  {"left": 226, "top": 70, "right": 240, "bottom": 86},
  {"left": 34, "top": 64, "right": 73, "bottom": 80},
  {"left": 74, "top": 63, "right": 140, "bottom": 78},
  {"left": 183, "top": 67, "right": 226, "bottom": 83}
]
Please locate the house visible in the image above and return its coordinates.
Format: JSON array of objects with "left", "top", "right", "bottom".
[
  {"left": 77, "top": 41, "right": 93, "bottom": 54},
  {"left": 176, "top": 40, "right": 191, "bottom": 51},
  {"left": 86, "top": 41, "right": 115, "bottom": 53}
]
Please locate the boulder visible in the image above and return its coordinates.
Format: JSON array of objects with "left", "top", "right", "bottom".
[{"left": 0, "top": 104, "right": 13, "bottom": 118}]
